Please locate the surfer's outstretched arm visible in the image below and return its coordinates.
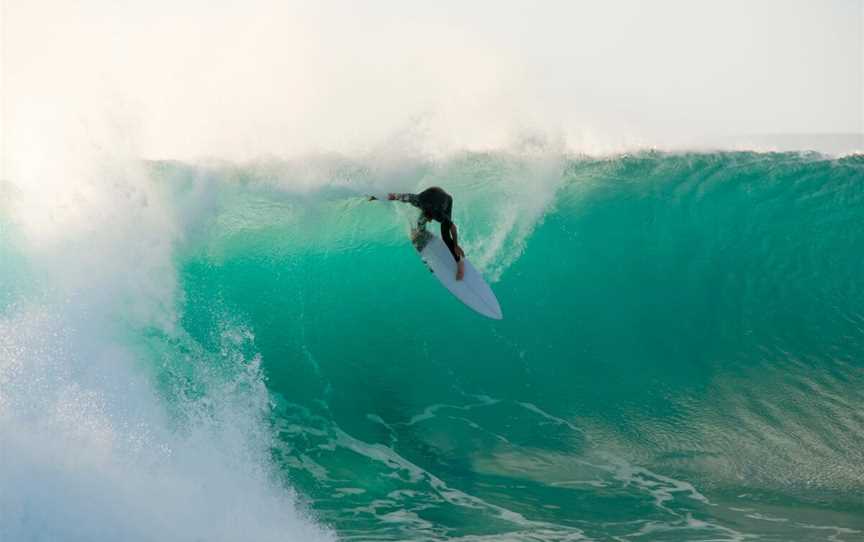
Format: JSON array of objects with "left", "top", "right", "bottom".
[
  {"left": 388, "top": 192, "right": 429, "bottom": 236},
  {"left": 388, "top": 193, "right": 420, "bottom": 207},
  {"left": 389, "top": 192, "right": 429, "bottom": 231}
]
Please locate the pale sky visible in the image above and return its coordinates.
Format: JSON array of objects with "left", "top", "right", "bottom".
[{"left": 2, "top": 0, "right": 862, "bottom": 160}]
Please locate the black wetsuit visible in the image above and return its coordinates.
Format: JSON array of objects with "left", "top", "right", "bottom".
[{"left": 393, "top": 187, "right": 461, "bottom": 261}]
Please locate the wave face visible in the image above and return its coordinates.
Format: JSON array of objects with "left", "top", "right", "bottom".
[{"left": 3, "top": 150, "right": 864, "bottom": 541}]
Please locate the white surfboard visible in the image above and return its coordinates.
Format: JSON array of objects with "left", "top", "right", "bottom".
[{"left": 412, "top": 230, "right": 503, "bottom": 320}]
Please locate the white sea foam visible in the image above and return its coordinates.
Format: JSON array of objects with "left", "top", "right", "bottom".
[{"left": 0, "top": 123, "right": 333, "bottom": 540}]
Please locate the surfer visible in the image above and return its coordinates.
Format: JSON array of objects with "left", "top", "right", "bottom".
[{"left": 382, "top": 187, "right": 465, "bottom": 280}]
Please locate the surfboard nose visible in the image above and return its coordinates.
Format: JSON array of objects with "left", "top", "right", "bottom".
[{"left": 417, "top": 233, "right": 503, "bottom": 320}]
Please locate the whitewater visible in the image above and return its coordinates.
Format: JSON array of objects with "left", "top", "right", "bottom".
[{"left": 2, "top": 146, "right": 863, "bottom": 541}]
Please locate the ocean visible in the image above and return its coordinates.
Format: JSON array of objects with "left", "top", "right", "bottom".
[{"left": 2, "top": 149, "right": 863, "bottom": 541}]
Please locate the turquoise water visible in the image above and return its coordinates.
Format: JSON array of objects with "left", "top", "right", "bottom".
[{"left": 2, "top": 151, "right": 864, "bottom": 541}]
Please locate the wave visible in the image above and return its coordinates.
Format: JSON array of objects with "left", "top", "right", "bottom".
[{"left": 2, "top": 149, "right": 863, "bottom": 541}]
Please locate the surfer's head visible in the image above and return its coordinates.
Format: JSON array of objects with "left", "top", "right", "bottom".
[{"left": 418, "top": 187, "right": 453, "bottom": 224}]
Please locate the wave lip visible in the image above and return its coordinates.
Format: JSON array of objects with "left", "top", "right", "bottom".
[{"left": 690, "top": 133, "right": 864, "bottom": 156}]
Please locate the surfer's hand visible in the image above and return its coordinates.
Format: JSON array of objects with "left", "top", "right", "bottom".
[
  {"left": 456, "top": 259, "right": 465, "bottom": 281},
  {"left": 455, "top": 246, "right": 465, "bottom": 259}
]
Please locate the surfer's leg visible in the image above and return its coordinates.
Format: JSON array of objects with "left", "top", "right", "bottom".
[{"left": 411, "top": 214, "right": 432, "bottom": 250}]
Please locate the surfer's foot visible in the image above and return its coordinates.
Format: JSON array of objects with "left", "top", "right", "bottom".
[{"left": 456, "top": 260, "right": 465, "bottom": 281}]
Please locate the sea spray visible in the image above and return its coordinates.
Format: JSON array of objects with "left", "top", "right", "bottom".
[{"left": 0, "top": 152, "right": 334, "bottom": 541}]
